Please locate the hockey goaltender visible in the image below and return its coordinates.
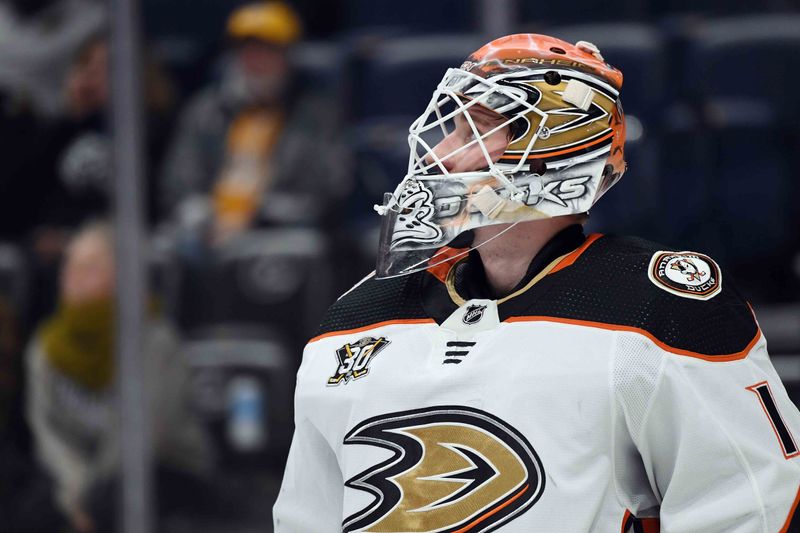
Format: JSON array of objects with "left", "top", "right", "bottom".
[{"left": 274, "top": 34, "right": 800, "bottom": 532}]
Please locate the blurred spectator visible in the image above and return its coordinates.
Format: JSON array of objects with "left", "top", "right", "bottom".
[
  {"left": 160, "top": 1, "right": 349, "bottom": 240},
  {"left": 2, "top": 33, "right": 177, "bottom": 330},
  {"left": 0, "top": 30, "right": 174, "bottom": 246},
  {"left": 36, "top": 33, "right": 176, "bottom": 230},
  {"left": 0, "top": 0, "right": 105, "bottom": 245},
  {"left": 0, "top": 0, "right": 106, "bottom": 117},
  {"left": 25, "top": 222, "right": 213, "bottom": 532}
]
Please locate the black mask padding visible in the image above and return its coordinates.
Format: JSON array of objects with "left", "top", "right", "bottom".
[
  {"left": 448, "top": 230, "right": 475, "bottom": 249},
  {"left": 529, "top": 159, "right": 547, "bottom": 176}
]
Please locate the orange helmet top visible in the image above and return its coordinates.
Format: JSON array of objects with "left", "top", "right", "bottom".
[
  {"left": 466, "top": 34, "right": 623, "bottom": 90},
  {"left": 462, "top": 34, "right": 626, "bottom": 186}
]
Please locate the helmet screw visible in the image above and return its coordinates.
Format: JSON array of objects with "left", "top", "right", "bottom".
[{"left": 544, "top": 71, "right": 561, "bottom": 85}]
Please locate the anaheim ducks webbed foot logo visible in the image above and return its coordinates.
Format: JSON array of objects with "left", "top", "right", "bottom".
[{"left": 343, "top": 406, "right": 545, "bottom": 532}]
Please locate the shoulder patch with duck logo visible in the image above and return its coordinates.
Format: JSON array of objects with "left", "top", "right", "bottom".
[{"left": 647, "top": 250, "right": 722, "bottom": 300}]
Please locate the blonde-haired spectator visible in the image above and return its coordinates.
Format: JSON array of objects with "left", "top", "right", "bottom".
[{"left": 25, "top": 221, "right": 212, "bottom": 532}]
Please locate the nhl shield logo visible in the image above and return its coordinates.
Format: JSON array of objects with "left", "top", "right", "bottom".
[
  {"left": 648, "top": 251, "right": 722, "bottom": 300},
  {"left": 462, "top": 304, "right": 488, "bottom": 325}
]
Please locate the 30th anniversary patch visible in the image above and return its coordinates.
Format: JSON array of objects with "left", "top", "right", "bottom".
[
  {"left": 647, "top": 250, "right": 722, "bottom": 300},
  {"left": 327, "top": 337, "right": 390, "bottom": 386}
]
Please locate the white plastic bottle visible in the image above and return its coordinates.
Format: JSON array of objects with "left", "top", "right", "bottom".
[{"left": 227, "top": 375, "right": 267, "bottom": 452}]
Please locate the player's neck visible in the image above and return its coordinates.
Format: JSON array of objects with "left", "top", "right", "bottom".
[{"left": 474, "top": 217, "right": 579, "bottom": 297}]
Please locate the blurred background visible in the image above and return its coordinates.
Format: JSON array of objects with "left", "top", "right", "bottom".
[{"left": 0, "top": 0, "right": 798, "bottom": 531}]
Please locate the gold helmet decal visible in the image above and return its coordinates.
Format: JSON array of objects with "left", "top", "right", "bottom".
[
  {"left": 463, "top": 33, "right": 626, "bottom": 173},
  {"left": 343, "top": 406, "right": 545, "bottom": 532},
  {"left": 500, "top": 76, "right": 618, "bottom": 161}
]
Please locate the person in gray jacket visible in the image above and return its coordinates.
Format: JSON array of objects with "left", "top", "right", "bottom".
[{"left": 160, "top": 1, "right": 349, "bottom": 239}]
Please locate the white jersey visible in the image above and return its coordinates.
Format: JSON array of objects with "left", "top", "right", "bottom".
[{"left": 274, "top": 231, "right": 800, "bottom": 532}]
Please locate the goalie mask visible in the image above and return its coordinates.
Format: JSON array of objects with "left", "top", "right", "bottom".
[{"left": 374, "top": 33, "right": 626, "bottom": 278}]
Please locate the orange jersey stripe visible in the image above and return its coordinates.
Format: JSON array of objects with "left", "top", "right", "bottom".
[
  {"left": 640, "top": 517, "right": 660, "bottom": 533},
  {"left": 426, "top": 246, "right": 468, "bottom": 284},
  {"left": 550, "top": 233, "right": 604, "bottom": 275},
  {"left": 620, "top": 510, "right": 632, "bottom": 533},
  {"left": 780, "top": 484, "right": 800, "bottom": 533},
  {"left": 308, "top": 318, "right": 436, "bottom": 344},
  {"left": 622, "top": 510, "right": 660, "bottom": 533},
  {"left": 504, "top": 315, "right": 761, "bottom": 362},
  {"left": 453, "top": 484, "right": 529, "bottom": 533}
]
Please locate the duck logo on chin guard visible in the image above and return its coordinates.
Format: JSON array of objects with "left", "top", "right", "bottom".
[
  {"left": 648, "top": 251, "right": 722, "bottom": 300},
  {"left": 462, "top": 304, "right": 488, "bottom": 325},
  {"left": 390, "top": 180, "right": 443, "bottom": 249}
]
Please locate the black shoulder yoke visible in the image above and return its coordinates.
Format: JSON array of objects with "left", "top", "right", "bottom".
[
  {"left": 315, "top": 271, "right": 431, "bottom": 338},
  {"left": 315, "top": 236, "right": 759, "bottom": 357},
  {"left": 507, "top": 235, "right": 759, "bottom": 357}
]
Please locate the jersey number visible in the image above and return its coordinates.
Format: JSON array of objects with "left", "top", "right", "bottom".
[{"left": 747, "top": 381, "right": 799, "bottom": 459}]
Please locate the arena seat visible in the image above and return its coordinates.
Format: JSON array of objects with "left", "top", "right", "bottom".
[
  {"left": 549, "top": 23, "right": 667, "bottom": 124},
  {"left": 708, "top": 118, "right": 798, "bottom": 300},
  {"left": 0, "top": 244, "right": 28, "bottom": 323},
  {"left": 290, "top": 40, "right": 347, "bottom": 93},
  {"left": 347, "top": 34, "right": 485, "bottom": 233},
  {"left": 652, "top": 0, "right": 775, "bottom": 18},
  {"left": 143, "top": 0, "right": 250, "bottom": 96},
  {"left": 548, "top": 24, "right": 667, "bottom": 240},
  {"left": 182, "top": 332, "right": 294, "bottom": 469},
  {"left": 342, "top": 0, "right": 476, "bottom": 34},
  {"left": 583, "top": 136, "right": 662, "bottom": 242},
  {"left": 689, "top": 14, "right": 800, "bottom": 126},
  {"left": 653, "top": 117, "right": 716, "bottom": 248},
  {"left": 173, "top": 228, "right": 333, "bottom": 351},
  {"left": 352, "top": 33, "right": 485, "bottom": 120},
  {"left": 677, "top": 16, "right": 800, "bottom": 301},
  {"left": 520, "top": 0, "right": 648, "bottom": 26}
]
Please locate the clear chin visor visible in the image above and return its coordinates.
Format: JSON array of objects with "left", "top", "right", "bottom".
[
  {"left": 373, "top": 67, "right": 604, "bottom": 279},
  {"left": 374, "top": 183, "right": 524, "bottom": 280},
  {"left": 374, "top": 163, "right": 603, "bottom": 278}
]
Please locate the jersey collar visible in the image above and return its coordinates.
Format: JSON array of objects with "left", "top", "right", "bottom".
[{"left": 452, "top": 224, "right": 587, "bottom": 302}]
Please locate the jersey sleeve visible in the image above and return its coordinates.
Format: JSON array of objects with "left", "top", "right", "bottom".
[
  {"left": 616, "top": 331, "right": 800, "bottom": 532},
  {"left": 273, "top": 348, "right": 344, "bottom": 533}
]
